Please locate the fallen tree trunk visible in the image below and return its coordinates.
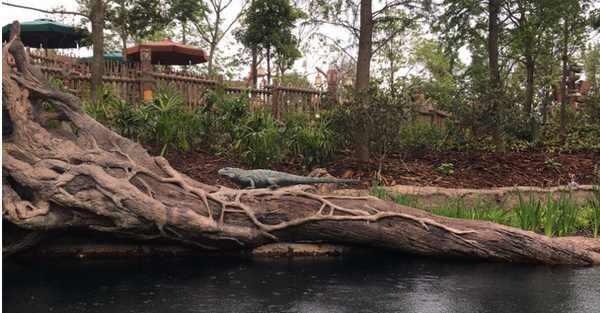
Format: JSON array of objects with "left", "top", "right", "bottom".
[{"left": 3, "top": 22, "right": 600, "bottom": 265}]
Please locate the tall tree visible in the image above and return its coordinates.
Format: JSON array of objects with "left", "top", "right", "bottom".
[
  {"left": 193, "top": 0, "right": 250, "bottom": 75},
  {"left": 504, "top": 0, "right": 561, "bottom": 119},
  {"left": 557, "top": 0, "right": 589, "bottom": 142},
  {"left": 310, "top": 0, "right": 430, "bottom": 161},
  {"left": 236, "top": 0, "right": 304, "bottom": 84},
  {"left": 90, "top": 0, "right": 105, "bottom": 103}
]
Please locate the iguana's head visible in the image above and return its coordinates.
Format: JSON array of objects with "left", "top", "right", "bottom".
[{"left": 218, "top": 167, "right": 240, "bottom": 178}]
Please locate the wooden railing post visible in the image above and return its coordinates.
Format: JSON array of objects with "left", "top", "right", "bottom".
[
  {"left": 271, "top": 80, "right": 280, "bottom": 120},
  {"left": 140, "top": 48, "right": 154, "bottom": 102}
]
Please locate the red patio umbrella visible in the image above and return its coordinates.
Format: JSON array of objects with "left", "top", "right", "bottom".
[{"left": 125, "top": 39, "right": 208, "bottom": 65}]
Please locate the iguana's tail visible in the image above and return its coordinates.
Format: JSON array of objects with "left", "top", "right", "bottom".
[{"left": 303, "top": 177, "right": 360, "bottom": 184}]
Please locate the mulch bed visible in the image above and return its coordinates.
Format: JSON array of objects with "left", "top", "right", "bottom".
[{"left": 152, "top": 146, "right": 600, "bottom": 189}]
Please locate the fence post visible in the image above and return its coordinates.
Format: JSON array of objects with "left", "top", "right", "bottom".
[
  {"left": 272, "top": 80, "right": 280, "bottom": 120},
  {"left": 140, "top": 48, "right": 154, "bottom": 102}
]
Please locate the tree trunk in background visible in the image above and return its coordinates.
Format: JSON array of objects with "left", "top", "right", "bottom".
[
  {"left": 559, "top": 19, "right": 570, "bottom": 144},
  {"left": 207, "top": 42, "right": 217, "bottom": 76},
  {"left": 487, "top": 0, "right": 504, "bottom": 152},
  {"left": 524, "top": 56, "right": 535, "bottom": 118},
  {"left": 354, "top": 0, "right": 373, "bottom": 162},
  {"left": 90, "top": 0, "right": 105, "bottom": 103},
  {"left": 251, "top": 48, "right": 258, "bottom": 88},
  {"left": 266, "top": 46, "right": 272, "bottom": 85},
  {"left": 3, "top": 27, "right": 600, "bottom": 266}
]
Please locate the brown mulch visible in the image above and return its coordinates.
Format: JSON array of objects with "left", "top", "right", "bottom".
[{"left": 152, "top": 146, "right": 599, "bottom": 189}]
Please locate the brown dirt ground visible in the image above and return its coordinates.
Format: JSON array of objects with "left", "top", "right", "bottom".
[{"left": 152, "top": 146, "right": 600, "bottom": 189}]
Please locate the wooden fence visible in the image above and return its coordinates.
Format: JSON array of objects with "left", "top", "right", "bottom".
[{"left": 28, "top": 50, "right": 323, "bottom": 118}]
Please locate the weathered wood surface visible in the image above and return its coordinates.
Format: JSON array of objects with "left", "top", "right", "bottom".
[{"left": 3, "top": 23, "right": 600, "bottom": 265}]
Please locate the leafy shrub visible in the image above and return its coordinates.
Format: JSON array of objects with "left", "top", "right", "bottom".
[
  {"left": 139, "top": 89, "right": 204, "bottom": 153},
  {"left": 84, "top": 88, "right": 203, "bottom": 153},
  {"left": 398, "top": 122, "right": 445, "bottom": 153},
  {"left": 436, "top": 162, "right": 454, "bottom": 176},
  {"left": 83, "top": 89, "right": 144, "bottom": 139},
  {"left": 283, "top": 113, "right": 338, "bottom": 168},
  {"left": 233, "top": 109, "right": 284, "bottom": 167}
]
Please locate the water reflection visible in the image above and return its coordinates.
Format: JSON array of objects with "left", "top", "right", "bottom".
[{"left": 3, "top": 255, "right": 599, "bottom": 313}]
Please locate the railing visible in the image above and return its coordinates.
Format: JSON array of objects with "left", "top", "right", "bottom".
[{"left": 28, "top": 50, "right": 323, "bottom": 118}]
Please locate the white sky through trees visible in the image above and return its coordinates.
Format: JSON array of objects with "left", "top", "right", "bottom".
[
  {"left": 3, "top": 1, "right": 598, "bottom": 83},
  {"left": 1, "top": 0, "right": 472, "bottom": 83}
]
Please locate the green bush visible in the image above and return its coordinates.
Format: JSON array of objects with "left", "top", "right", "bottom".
[
  {"left": 84, "top": 88, "right": 203, "bottom": 154},
  {"left": 139, "top": 89, "right": 204, "bottom": 153},
  {"left": 233, "top": 109, "right": 284, "bottom": 167},
  {"left": 83, "top": 89, "right": 144, "bottom": 139},
  {"left": 283, "top": 113, "right": 338, "bottom": 168},
  {"left": 398, "top": 122, "right": 445, "bottom": 153}
]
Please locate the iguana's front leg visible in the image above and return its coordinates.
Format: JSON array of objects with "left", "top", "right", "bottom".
[
  {"left": 267, "top": 178, "right": 280, "bottom": 189},
  {"left": 248, "top": 178, "right": 256, "bottom": 189}
]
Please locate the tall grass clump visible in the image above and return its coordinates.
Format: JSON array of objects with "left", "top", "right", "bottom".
[
  {"left": 588, "top": 187, "right": 600, "bottom": 237},
  {"left": 431, "top": 198, "right": 511, "bottom": 225},
  {"left": 542, "top": 193, "right": 579, "bottom": 237},
  {"left": 369, "top": 186, "right": 418, "bottom": 207},
  {"left": 513, "top": 194, "right": 542, "bottom": 231}
]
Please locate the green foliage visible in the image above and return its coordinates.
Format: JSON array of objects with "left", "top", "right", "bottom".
[
  {"left": 369, "top": 186, "right": 418, "bottom": 208},
  {"left": 542, "top": 194, "right": 579, "bottom": 237},
  {"left": 513, "top": 194, "right": 543, "bottom": 231},
  {"left": 539, "top": 109, "right": 600, "bottom": 152},
  {"left": 139, "top": 89, "right": 203, "bottom": 153},
  {"left": 233, "top": 109, "right": 284, "bottom": 167},
  {"left": 83, "top": 88, "right": 202, "bottom": 153},
  {"left": 587, "top": 187, "right": 600, "bottom": 237},
  {"left": 543, "top": 158, "right": 562, "bottom": 171},
  {"left": 398, "top": 122, "right": 445, "bottom": 153},
  {"left": 236, "top": 0, "right": 304, "bottom": 77},
  {"left": 431, "top": 198, "right": 512, "bottom": 225},
  {"left": 83, "top": 89, "right": 144, "bottom": 139},
  {"left": 436, "top": 162, "right": 455, "bottom": 176},
  {"left": 283, "top": 113, "right": 337, "bottom": 168}
]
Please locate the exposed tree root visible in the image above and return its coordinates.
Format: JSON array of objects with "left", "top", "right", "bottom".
[{"left": 3, "top": 21, "right": 600, "bottom": 265}]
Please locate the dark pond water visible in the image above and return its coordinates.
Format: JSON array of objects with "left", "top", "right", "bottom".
[{"left": 3, "top": 255, "right": 600, "bottom": 313}]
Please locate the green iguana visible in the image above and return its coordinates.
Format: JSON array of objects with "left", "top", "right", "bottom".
[{"left": 218, "top": 167, "right": 359, "bottom": 189}]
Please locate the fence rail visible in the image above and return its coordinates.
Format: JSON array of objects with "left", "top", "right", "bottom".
[{"left": 28, "top": 50, "right": 323, "bottom": 118}]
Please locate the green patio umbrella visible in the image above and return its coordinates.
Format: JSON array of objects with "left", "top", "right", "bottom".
[
  {"left": 2, "top": 19, "right": 90, "bottom": 49},
  {"left": 81, "top": 51, "right": 125, "bottom": 63}
]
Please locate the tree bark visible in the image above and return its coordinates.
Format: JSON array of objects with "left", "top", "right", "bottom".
[
  {"left": 487, "top": 0, "right": 504, "bottom": 152},
  {"left": 559, "top": 18, "right": 570, "bottom": 144},
  {"left": 90, "top": 0, "right": 105, "bottom": 103},
  {"left": 524, "top": 56, "right": 535, "bottom": 118},
  {"left": 251, "top": 48, "right": 258, "bottom": 88},
  {"left": 354, "top": 0, "right": 373, "bottom": 162},
  {"left": 3, "top": 26, "right": 600, "bottom": 265}
]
